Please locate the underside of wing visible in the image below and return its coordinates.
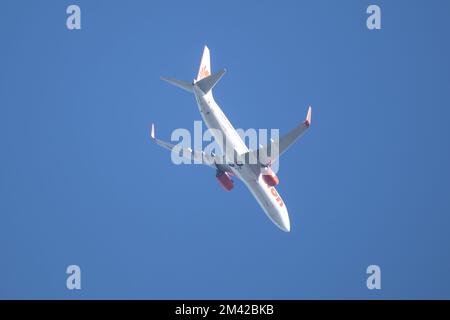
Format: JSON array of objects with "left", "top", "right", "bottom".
[{"left": 247, "top": 106, "right": 312, "bottom": 165}]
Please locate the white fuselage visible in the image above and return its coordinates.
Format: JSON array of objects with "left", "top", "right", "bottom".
[{"left": 193, "top": 86, "right": 290, "bottom": 232}]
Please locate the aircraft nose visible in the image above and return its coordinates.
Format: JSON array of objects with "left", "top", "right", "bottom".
[
  {"left": 272, "top": 207, "right": 290, "bottom": 232},
  {"left": 279, "top": 214, "right": 291, "bottom": 232}
]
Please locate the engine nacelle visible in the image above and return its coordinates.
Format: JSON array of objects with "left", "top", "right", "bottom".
[
  {"left": 216, "top": 171, "right": 234, "bottom": 191},
  {"left": 262, "top": 167, "right": 279, "bottom": 186}
]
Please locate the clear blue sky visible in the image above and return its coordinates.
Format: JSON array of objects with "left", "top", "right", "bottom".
[{"left": 1, "top": 0, "right": 450, "bottom": 299}]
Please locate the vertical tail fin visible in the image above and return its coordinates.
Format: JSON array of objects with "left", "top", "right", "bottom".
[
  {"left": 196, "top": 46, "right": 211, "bottom": 81},
  {"left": 161, "top": 45, "right": 224, "bottom": 94}
]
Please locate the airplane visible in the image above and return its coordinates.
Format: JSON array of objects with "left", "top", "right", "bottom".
[{"left": 151, "top": 46, "right": 312, "bottom": 232}]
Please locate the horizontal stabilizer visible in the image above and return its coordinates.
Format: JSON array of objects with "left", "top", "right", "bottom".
[
  {"left": 195, "top": 69, "right": 226, "bottom": 94},
  {"left": 160, "top": 76, "right": 193, "bottom": 93}
]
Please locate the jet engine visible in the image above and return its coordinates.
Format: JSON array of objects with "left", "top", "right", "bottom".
[
  {"left": 216, "top": 171, "right": 234, "bottom": 191},
  {"left": 262, "top": 167, "right": 279, "bottom": 186}
]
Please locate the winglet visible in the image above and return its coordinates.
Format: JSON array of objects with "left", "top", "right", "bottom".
[
  {"left": 305, "top": 106, "right": 312, "bottom": 127},
  {"left": 150, "top": 123, "right": 155, "bottom": 141}
]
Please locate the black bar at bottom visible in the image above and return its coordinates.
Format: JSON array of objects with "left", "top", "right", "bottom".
[{"left": 1, "top": 300, "right": 448, "bottom": 318}]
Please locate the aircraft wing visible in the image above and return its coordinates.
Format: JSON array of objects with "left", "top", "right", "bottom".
[
  {"left": 150, "top": 124, "right": 225, "bottom": 168},
  {"left": 247, "top": 106, "right": 312, "bottom": 165}
]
